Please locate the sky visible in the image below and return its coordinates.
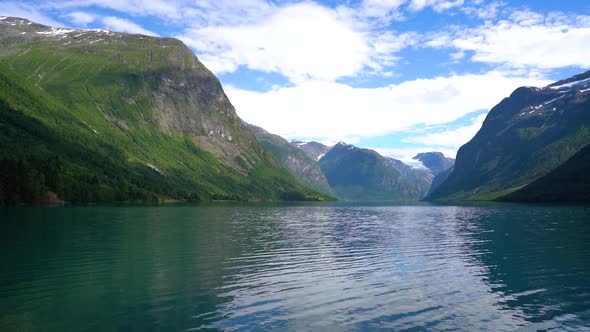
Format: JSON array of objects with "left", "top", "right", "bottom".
[{"left": 2, "top": 0, "right": 590, "bottom": 162}]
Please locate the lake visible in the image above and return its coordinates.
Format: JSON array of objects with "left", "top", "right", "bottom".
[{"left": 1, "top": 203, "right": 589, "bottom": 331}]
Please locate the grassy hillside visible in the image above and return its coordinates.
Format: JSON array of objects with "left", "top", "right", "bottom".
[
  {"left": 0, "top": 17, "right": 328, "bottom": 204},
  {"left": 500, "top": 143, "right": 590, "bottom": 202}
]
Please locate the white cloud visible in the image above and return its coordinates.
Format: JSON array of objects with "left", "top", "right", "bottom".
[
  {"left": 450, "top": 50, "right": 466, "bottom": 60},
  {"left": 179, "top": 2, "right": 424, "bottom": 82},
  {"left": 409, "top": 0, "right": 464, "bottom": 12},
  {"left": 367, "top": 31, "right": 421, "bottom": 71},
  {"left": 0, "top": 2, "right": 63, "bottom": 27},
  {"left": 371, "top": 146, "right": 458, "bottom": 160},
  {"left": 65, "top": 11, "right": 96, "bottom": 26},
  {"left": 461, "top": 1, "right": 504, "bottom": 20},
  {"left": 180, "top": 0, "right": 274, "bottom": 28},
  {"left": 48, "top": 0, "right": 182, "bottom": 19},
  {"left": 372, "top": 112, "right": 487, "bottom": 160},
  {"left": 402, "top": 112, "right": 487, "bottom": 147},
  {"left": 353, "top": 0, "right": 407, "bottom": 23},
  {"left": 423, "top": 31, "right": 453, "bottom": 48},
  {"left": 432, "top": 11, "right": 590, "bottom": 69},
  {"left": 102, "top": 16, "right": 159, "bottom": 36},
  {"left": 227, "top": 71, "right": 550, "bottom": 142},
  {"left": 180, "top": 3, "right": 373, "bottom": 82},
  {"left": 361, "top": 0, "right": 407, "bottom": 15},
  {"left": 509, "top": 9, "right": 544, "bottom": 26}
]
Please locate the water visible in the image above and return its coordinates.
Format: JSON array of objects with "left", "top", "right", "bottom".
[{"left": 1, "top": 203, "right": 590, "bottom": 331}]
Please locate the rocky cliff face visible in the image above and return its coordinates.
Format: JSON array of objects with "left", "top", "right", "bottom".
[
  {"left": 290, "top": 141, "right": 331, "bottom": 161},
  {"left": 386, "top": 158, "right": 433, "bottom": 198},
  {"left": 1, "top": 16, "right": 266, "bottom": 171},
  {"left": 247, "top": 124, "right": 334, "bottom": 196},
  {"left": 430, "top": 70, "right": 590, "bottom": 200},
  {"left": 0, "top": 17, "right": 325, "bottom": 203}
]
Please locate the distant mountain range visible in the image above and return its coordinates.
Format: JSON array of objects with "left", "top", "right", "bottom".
[
  {"left": 4, "top": 17, "right": 587, "bottom": 204},
  {"left": 246, "top": 124, "right": 334, "bottom": 196},
  {"left": 429, "top": 70, "right": 590, "bottom": 201},
  {"left": 318, "top": 142, "right": 426, "bottom": 200},
  {"left": 254, "top": 138, "right": 452, "bottom": 200}
]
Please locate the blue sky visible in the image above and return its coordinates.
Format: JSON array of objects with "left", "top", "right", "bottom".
[{"left": 3, "top": 0, "right": 590, "bottom": 161}]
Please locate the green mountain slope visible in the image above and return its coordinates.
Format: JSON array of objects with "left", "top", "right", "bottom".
[
  {"left": 430, "top": 70, "right": 590, "bottom": 200},
  {"left": 246, "top": 124, "right": 334, "bottom": 196},
  {"left": 500, "top": 143, "right": 590, "bottom": 202},
  {"left": 0, "top": 17, "right": 327, "bottom": 204},
  {"left": 426, "top": 167, "right": 453, "bottom": 198},
  {"left": 319, "top": 142, "right": 422, "bottom": 200}
]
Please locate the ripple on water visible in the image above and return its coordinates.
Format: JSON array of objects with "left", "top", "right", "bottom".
[{"left": 0, "top": 204, "right": 590, "bottom": 331}]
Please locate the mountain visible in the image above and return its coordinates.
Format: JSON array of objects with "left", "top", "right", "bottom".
[
  {"left": 290, "top": 140, "right": 331, "bottom": 161},
  {"left": 385, "top": 158, "right": 433, "bottom": 197},
  {"left": 412, "top": 152, "right": 454, "bottom": 197},
  {"left": 413, "top": 152, "right": 455, "bottom": 176},
  {"left": 500, "top": 143, "right": 590, "bottom": 202},
  {"left": 0, "top": 17, "right": 328, "bottom": 204},
  {"left": 429, "top": 70, "right": 590, "bottom": 200},
  {"left": 318, "top": 142, "right": 423, "bottom": 200},
  {"left": 427, "top": 167, "right": 453, "bottom": 198},
  {"left": 246, "top": 124, "right": 334, "bottom": 196}
]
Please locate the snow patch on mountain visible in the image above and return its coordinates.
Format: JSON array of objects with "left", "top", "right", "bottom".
[
  {"left": 549, "top": 77, "right": 590, "bottom": 90},
  {"left": 90, "top": 29, "right": 114, "bottom": 35},
  {"left": 400, "top": 158, "right": 427, "bottom": 169},
  {"left": 543, "top": 95, "right": 565, "bottom": 105},
  {"left": 36, "top": 28, "right": 74, "bottom": 36}
]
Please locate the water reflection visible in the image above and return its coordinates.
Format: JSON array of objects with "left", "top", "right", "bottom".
[
  {"left": 207, "top": 206, "right": 525, "bottom": 330},
  {"left": 0, "top": 204, "right": 589, "bottom": 331}
]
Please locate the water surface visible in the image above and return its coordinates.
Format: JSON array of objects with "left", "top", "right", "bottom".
[{"left": 1, "top": 203, "right": 589, "bottom": 331}]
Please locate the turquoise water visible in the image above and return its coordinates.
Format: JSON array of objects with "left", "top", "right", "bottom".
[{"left": 1, "top": 203, "right": 589, "bottom": 331}]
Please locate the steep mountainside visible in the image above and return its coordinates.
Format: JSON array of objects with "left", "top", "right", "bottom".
[
  {"left": 413, "top": 152, "right": 455, "bottom": 176},
  {"left": 246, "top": 124, "right": 334, "bottom": 196},
  {"left": 426, "top": 167, "right": 453, "bottom": 198},
  {"left": 319, "top": 142, "right": 422, "bottom": 200},
  {"left": 500, "top": 143, "right": 590, "bottom": 202},
  {"left": 430, "top": 70, "right": 590, "bottom": 200},
  {"left": 291, "top": 141, "right": 331, "bottom": 161},
  {"left": 386, "top": 158, "right": 433, "bottom": 198},
  {"left": 0, "top": 17, "right": 327, "bottom": 204}
]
